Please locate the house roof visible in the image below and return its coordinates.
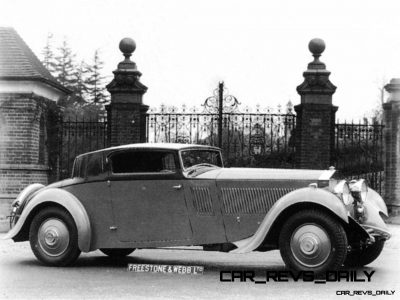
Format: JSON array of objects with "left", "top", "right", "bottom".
[{"left": 0, "top": 27, "right": 70, "bottom": 94}]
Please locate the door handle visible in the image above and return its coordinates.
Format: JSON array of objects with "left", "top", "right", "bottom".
[{"left": 173, "top": 184, "right": 182, "bottom": 190}]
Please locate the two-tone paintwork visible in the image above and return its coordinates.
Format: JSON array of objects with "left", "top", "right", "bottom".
[{"left": 4, "top": 143, "right": 390, "bottom": 254}]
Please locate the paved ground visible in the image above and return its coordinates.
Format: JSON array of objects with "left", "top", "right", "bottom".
[{"left": 0, "top": 225, "right": 399, "bottom": 300}]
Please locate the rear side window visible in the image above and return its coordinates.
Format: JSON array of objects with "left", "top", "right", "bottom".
[{"left": 110, "top": 150, "right": 177, "bottom": 174}]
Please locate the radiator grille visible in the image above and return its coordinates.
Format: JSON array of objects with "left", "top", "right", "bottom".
[
  {"left": 191, "top": 187, "right": 214, "bottom": 215},
  {"left": 221, "top": 187, "right": 293, "bottom": 214}
]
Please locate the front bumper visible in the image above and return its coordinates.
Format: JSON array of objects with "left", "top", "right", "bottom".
[
  {"left": 362, "top": 224, "right": 391, "bottom": 242},
  {"left": 6, "top": 207, "right": 18, "bottom": 229}
]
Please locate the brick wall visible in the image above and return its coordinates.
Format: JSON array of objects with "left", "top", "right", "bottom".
[
  {"left": 383, "top": 101, "right": 400, "bottom": 213},
  {"left": 106, "top": 102, "right": 149, "bottom": 146},
  {"left": 0, "top": 166, "right": 48, "bottom": 231},
  {"left": 294, "top": 103, "right": 337, "bottom": 169},
  {"left": 0, "top": 93, "right": 52, "bottom": 231}
]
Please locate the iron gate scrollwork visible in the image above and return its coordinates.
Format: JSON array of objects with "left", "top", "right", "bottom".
[{"left": 146, "top": 82, "right": 296, "bottom": 168}]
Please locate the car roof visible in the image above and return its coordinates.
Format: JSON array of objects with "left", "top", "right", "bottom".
[{"left": 76, "top": 143, "right": 221, "bottom": 158}]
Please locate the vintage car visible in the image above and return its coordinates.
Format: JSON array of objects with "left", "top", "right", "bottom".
[{"left": 4, "top": 143, "right": 391, "bottom": 273}]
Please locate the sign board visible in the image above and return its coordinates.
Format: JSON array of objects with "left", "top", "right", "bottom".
[{"left": 128, "top": 264, "right": 204, "bottom": 275}]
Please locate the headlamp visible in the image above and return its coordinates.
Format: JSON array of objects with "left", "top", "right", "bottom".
[
  {"left": 333, "top": 180, "right": 353, "bottom": 205},
  {"left": 349, "top": 179, "right": 368, "bottom": 203}
]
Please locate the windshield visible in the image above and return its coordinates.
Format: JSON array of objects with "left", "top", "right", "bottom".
[{"left": 180, "top": 149, "right": 223, "bottom": 170}]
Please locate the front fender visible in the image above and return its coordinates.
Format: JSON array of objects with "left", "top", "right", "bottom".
[
  {"left": 11, "top": 183, "right": 45, "bottom": 208},
  {"left": 362, "top": 189, "right": 391, "bottom": 239},
  {"left": 4, "top": 188, "right": 91, "bottom": 252},
  {"left": 366, "top": 188, "right": 388, "bottom": 217},
  {"left": 231, "top": 187, "right": 348, "bottom": 253}
]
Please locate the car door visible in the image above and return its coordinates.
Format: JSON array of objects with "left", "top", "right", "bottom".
[
  {"left": 63, "top": 153, "right": 114, "bottom": 248},
  {"left": 183, "top": 179, "right": 227, "bottom": 245},
  {"left": 108, "top": 149, "right": 192, "bottom": 246}
]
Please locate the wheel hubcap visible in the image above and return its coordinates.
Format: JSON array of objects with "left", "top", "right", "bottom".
[
  {"left": 38, "top": 218, "right": 69, "bottom": 257},
  {"left": 290, "top": 224, "right": 331, "bottom": 267}
]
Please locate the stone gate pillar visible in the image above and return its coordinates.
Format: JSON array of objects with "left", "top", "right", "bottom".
[
  {"left": 383, "top": 78, "right": 400, "bottom": 214},
  {"left": 295, "top": 38, "right": 337, "bottom": 169},
  {"left": 106, "top": 38, "right": 149, "bottom": 146}
]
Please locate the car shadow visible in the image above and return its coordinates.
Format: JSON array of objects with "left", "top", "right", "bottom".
[
  {"left": 16, "top": 251, "right": 285, "bottom": 273},
  {"left": 77, "top": 255, "right": 285, "bottom": 273},
  {"left": 15, "top": 250, "right": 376, "bottom": 277}
]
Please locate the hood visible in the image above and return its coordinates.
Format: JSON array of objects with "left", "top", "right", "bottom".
[{"left": 196, "top": 167, "right": 336, "bottom": 181}]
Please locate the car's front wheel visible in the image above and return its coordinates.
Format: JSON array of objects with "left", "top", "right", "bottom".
[
  {"left": 29, "top": 207, "right": 81, "bottom": 266},
  {"left": 279, "top": 209, "right": 348, "bottom": 274},
  {"left": 100, "top": 248, "right": 135, "bottom": 258},
  {"left": 344, "top": 240, "right": 385, "bottom": 267}
]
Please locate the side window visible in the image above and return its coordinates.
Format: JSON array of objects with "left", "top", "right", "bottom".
[
  {"left": 162, "top": 153, "right": 177, "bottom": 172},
  {"left": 110, "top": 150, "right": 177, "bottom": 174},
  {"left": 86, "top": 153, "right": 104, "bottom": 177}
]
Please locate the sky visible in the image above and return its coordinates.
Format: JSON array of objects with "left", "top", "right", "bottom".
[{"left": 1, "top": 0, "right": 400, "bottom": 121}]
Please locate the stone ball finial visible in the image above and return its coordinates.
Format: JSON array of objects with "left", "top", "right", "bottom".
[
  {"left": 119, "top": 38, "right": 136, "bottom": 58},
  {"left": 308, "top": 38, "right": 325, "bottom": 56}
]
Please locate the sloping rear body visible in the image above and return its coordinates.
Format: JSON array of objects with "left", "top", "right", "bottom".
[{"left": 4, "top": 143, "right": 390, "bottom": 270}]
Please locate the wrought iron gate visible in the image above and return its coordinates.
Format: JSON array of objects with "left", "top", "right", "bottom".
[
  {"left": 332, "top": 120, "right": 384, "bottom": 193},
  {"left": 146, "top": 83, "right": 296, "bottom": 168},
  {"left": 57, "top": 82, "right": 385, "bottom": 193}
]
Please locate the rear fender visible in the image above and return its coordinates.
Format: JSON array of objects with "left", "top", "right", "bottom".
[
  {"left": 4, "top": 188, "right": 91, "bottom": 252},
  {"left": 231, "top": 187, "right": 348, "bottom": 253}
]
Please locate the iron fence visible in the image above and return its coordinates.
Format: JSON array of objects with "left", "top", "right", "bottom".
[
  {"left": 333, "top": 120, "right": 384, "bottom": 193},
  {"left": 59, "top": 118, "right": 108, "bottom": 179}
]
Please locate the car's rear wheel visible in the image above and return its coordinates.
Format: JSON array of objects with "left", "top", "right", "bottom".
[
  {"left": 100, "top": 248, "right": 135, "bottom": 258},
  {"left": 279, "top": 209, "right": 347, "bottom": 274},
  {"left": 344, "top": 240, "right": 385, "bottom": 267},
  {"left": 29, "top": 207, "right": 81, "bottom": 266}
]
